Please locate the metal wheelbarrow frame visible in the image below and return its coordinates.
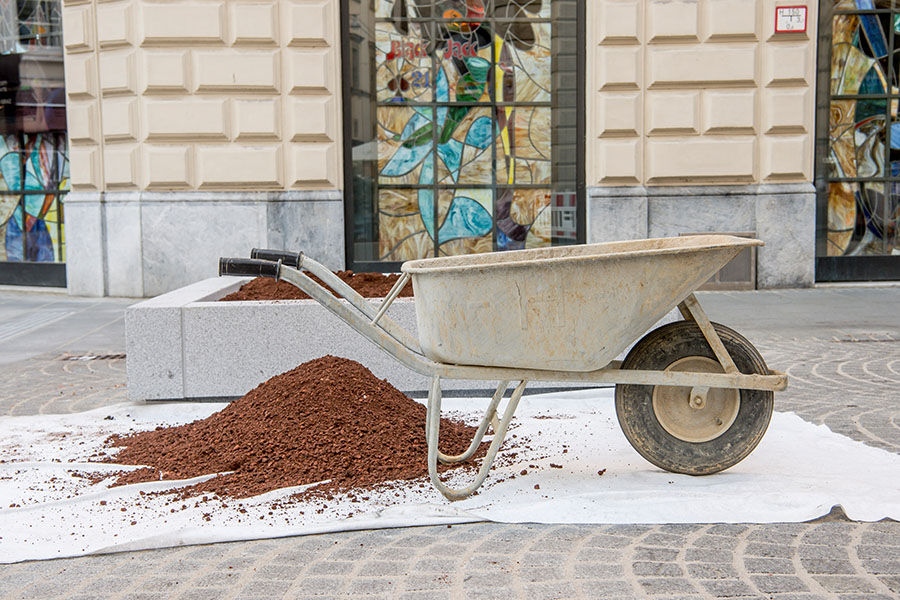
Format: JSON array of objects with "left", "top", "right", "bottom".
[{"left": 219, "top": 236, "right": 787, "bottom": 501}]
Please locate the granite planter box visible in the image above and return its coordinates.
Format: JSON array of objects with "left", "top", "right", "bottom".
[{"left": 126, "top": 276, "right": 677, "bottom": 401}]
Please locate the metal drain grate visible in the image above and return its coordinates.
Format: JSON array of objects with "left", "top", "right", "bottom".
[{"left": 58, "top": 353, "right": 126, "bottom": 361}]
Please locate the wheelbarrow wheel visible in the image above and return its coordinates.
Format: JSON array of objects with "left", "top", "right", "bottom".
[{"left": 615, "top": 320, "right": 774, "bottom": 475}]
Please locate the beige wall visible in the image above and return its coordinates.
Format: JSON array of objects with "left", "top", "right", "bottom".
[
  {"left": 61, "top": 0, "right": 342, "bottom": 192},
  {"left": 588, "top": 0, "right": 817, "bottom": 186}
]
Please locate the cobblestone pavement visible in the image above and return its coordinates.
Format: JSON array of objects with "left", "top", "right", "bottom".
[
  {"left": 1, "top": 310, "right": 898, "bottom": 598},
  {"left": 0, "top": 355, "right": 127, "bottom": 417}
]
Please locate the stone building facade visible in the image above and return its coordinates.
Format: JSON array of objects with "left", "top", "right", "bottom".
[{"left": 49, "top": 0, "right": 823, "bottom": 296}]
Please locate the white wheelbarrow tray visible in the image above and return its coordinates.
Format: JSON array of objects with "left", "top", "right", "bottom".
[{"left": 219, "top": 235, "right": 787, "bottom": 500}]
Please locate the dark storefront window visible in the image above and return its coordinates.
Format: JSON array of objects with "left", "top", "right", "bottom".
[
  {"left": 0, "top": 0, "right": 68, "bottom": 285},
  {"left": 343, "top": 0, "right": 584, "bottom": 270},
  {"left": 818, "top": 0, "right": 900, "bottom": 280}
]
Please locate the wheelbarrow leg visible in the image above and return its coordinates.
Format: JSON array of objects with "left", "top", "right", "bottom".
[
  {"left": 436, "top": 380, "right": 510, "bottom": 465},
  {"left": 426, "top": 376, "right": 527, "bottom": 501}
]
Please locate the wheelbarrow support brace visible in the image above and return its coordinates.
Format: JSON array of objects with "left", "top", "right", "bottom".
[{"left": 219, "top": 257, "right": 281, "bottom": 281}]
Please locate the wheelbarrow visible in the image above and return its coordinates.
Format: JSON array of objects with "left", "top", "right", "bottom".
[{"left": 219, "top": 235, "right": 787, "bottom": 501}]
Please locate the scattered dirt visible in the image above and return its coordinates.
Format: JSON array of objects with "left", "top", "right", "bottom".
[
  {"left": 220, "top": 271, "right": 414, "bottom": 301},
  {"left": 99, "top": 356, "right": 483, "bottom": 499}
]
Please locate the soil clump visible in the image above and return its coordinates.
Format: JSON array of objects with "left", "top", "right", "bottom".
[
  {"left": 220, "top": 271, "right": 413, "bottom": 301},
  {"left": 101, "top": 356, "right": 482, "bottom": 499}
]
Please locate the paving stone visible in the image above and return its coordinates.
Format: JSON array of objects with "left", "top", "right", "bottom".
[
  {"left": 698, "top": 578, "right": 755, "bottom": 597},
  {"left": 413, "top": 559, "right": 456, "bottom": 574},
  {"left": 573, "top": 562, "right": 624, "bottom": 579},
  {"left": 857, "top": 545, "right": 900, "bottom": 560},
  {"left": 519, "top": 553, "right": 565, "bottom": 568},
  {"left": 162, "top": 560, "right": 204, "bottom": 574},
  {"left": 461, "top": 573, "right": 514, "bottom": 590},
  {"left": 517, "top": 566, "right": 564, "bottom": 583},
  {"left": 798, "top": 545, "right": 851, "bottom": 559},
  {"left": 658, "top": 524, "right": 704, "bottom": 535},
  {"left": 240, "top": 579, "right": 294, "bottom": 596},
  {"left": 705, "top": 524, "right": 748, "bottom": 537},
  {"left": 638, "top": 577, "right": 699, "bottom": 595},
  {"left": 427, "top": 544, "right": 469, "bottom": 557},
  {"left": 744, "top": 557, "right": 796, "bottom": 574},
  {"left": 878, "top": 575, "right": 900, "bottom": 591},
  {"left": 522, "top": 582, "right": 577, "bottom": 600},
  {"left": 634, "top": 547, "right": 680, "bottom": 561},
  {"left": 306, "top": 561, "right": 355, "bottom": 576},
  {"left": 605, "top": 525, "right": 653, "bottom": 536},
  {"left": 358, "top": 560, "right": 410, "bottom": 577},
  {"left": 374, "top": 548, "right": 417, "bottom": 561},
  {"left": 78, "top": 577, "right": 135, "bottom": 594},
  {"left": 745, "top": 542, "right": 795, "bottom": 559},
  {"left": 800, "top": 559, "right": 857, "bottom": 575},
  {"left": 749, "top": 574, "right": 808, "bottom": 593},
  {"left": 14, "top": 583, "right": 74, "bottom": 600},
  {"left": 693, "top": 536, "right": 741, "bottom": 550},
  {"left": 863, "top": 560, "right": 900, "bottom": 574},
  {"left": 685, "top": 548, "right": 734, "bottom": 563},
  {"left": 633, "top": 561, "right": 684, "bottom": 577},
  {"left": 331, "top": 547, "right": 377, "bottom": 561},
  {"left": 391, "top": 535, "right": 438, "bottom": 549},
  {"left": 686, "top": 563, "right": 739, "bottom": 579},
  {"left": 403, "top": 574, "right": 452, "bottom": 592},
  {"left": 643, "top": 534, "right": 689, "bottom": 547},
  {"left": 583, "top": 533, "right": 633, "bottom": 549},
  {"left": 813, "top": 575, "right": 877, "bottom": 593},
  {"left": 579, "top": 580, "right": 634, "bottom": 596},
  {"left": 398, "top": 592, "right": 452, "bottom": 600},
  {"left": 193, "top": 572, "right": 235, "bottom": 587},
  {"left": 177, "top": 589, "right": 229, "bottom": 600},
  {"left": 290, "top": 577, "right": 347, "bottom": 595},
  {"left": 465, "top": 555, "right": 517, "bottom": 572}
]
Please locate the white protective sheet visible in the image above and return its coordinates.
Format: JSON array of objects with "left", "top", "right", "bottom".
[{"left": 2, "top": 389, "right": 899, "bottom": 564}]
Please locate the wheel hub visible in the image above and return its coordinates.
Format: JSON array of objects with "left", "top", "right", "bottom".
[{"left": 652, "top": 356, "right": 740, "bottom": 443}]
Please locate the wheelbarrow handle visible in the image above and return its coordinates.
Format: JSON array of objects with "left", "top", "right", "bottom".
[
  {"left": 219, "top": 257, "right": 281, "bottom": 280},
  {"left": 250, "top": 248, "right": 302, "bottom": 268}
]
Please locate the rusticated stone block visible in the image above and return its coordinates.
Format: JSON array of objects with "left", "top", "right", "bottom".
[
  {"left": 144, "top": 145, "right": 192, "bottom": 188},
  {"left": 196, "top": 145, "right": 283, "bottom": 187}
]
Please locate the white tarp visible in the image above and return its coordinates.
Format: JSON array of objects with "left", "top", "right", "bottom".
[{"left": 2, "top": 389, "right": 899, "bottom": 564}]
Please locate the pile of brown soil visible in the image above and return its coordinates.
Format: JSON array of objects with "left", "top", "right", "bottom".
[
  {"left": 220, "top": 271, "right": 413, "bottom": 301},
  {"left": 101, "top": 356, "right": 482, "bottom": 499}
]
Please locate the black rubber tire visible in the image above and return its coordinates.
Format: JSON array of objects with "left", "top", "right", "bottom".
[{"left": 615, "top": 320, "right": 774, "bottom": 475}]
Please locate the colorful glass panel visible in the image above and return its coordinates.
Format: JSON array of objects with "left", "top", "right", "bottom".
[
  {"left": 349, "top": 0, "right": 579, "bottom": 265},
  {"left": 0, "top": 0, "right": 68, "bottom": 265},
  {"left": 825, "top": 2, "right": 900, "bottom": 257}
]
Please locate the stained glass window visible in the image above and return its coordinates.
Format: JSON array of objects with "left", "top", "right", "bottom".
[
  {"left": 0, "top": 0, "right": 68, "bottom": 264},
  {"left": 346, "top": 0, "right": 581, "bottom": 267},
  {"left": 823, "top": 0, "right": 900, "bottom": 259}
]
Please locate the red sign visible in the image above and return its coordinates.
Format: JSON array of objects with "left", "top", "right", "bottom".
[{"left": 775, "top": 6, "right": 807, "bottom": 33}]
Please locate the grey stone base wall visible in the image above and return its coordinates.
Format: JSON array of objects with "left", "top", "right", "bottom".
[
  {"left": 587, "top": 184, "right": 816, "bottom": 288},
  {"left": 64, "top": 191, "right": 345, "bottom": 297}
]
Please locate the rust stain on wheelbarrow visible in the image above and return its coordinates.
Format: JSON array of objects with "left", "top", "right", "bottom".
[{"left": 220, "top": 235, "right": 787, "bottom": 501}]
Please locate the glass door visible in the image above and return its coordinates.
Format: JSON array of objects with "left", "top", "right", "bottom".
[
  {"left": 343, "top": 0, "right": 584, "bottom": 271},
  {"left": 0, "top": 0, "right": 68, "bottom": 286},
  {"left": 819, "top": 0, "right": 900, "bottom": 280}
]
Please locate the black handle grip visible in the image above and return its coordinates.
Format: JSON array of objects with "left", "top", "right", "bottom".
[
  {"left": 219, "top": 258, "right": 281, "bottom": 280},
  {"left": 250, "top": 248, "right": 302, "bottom": 267}
]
